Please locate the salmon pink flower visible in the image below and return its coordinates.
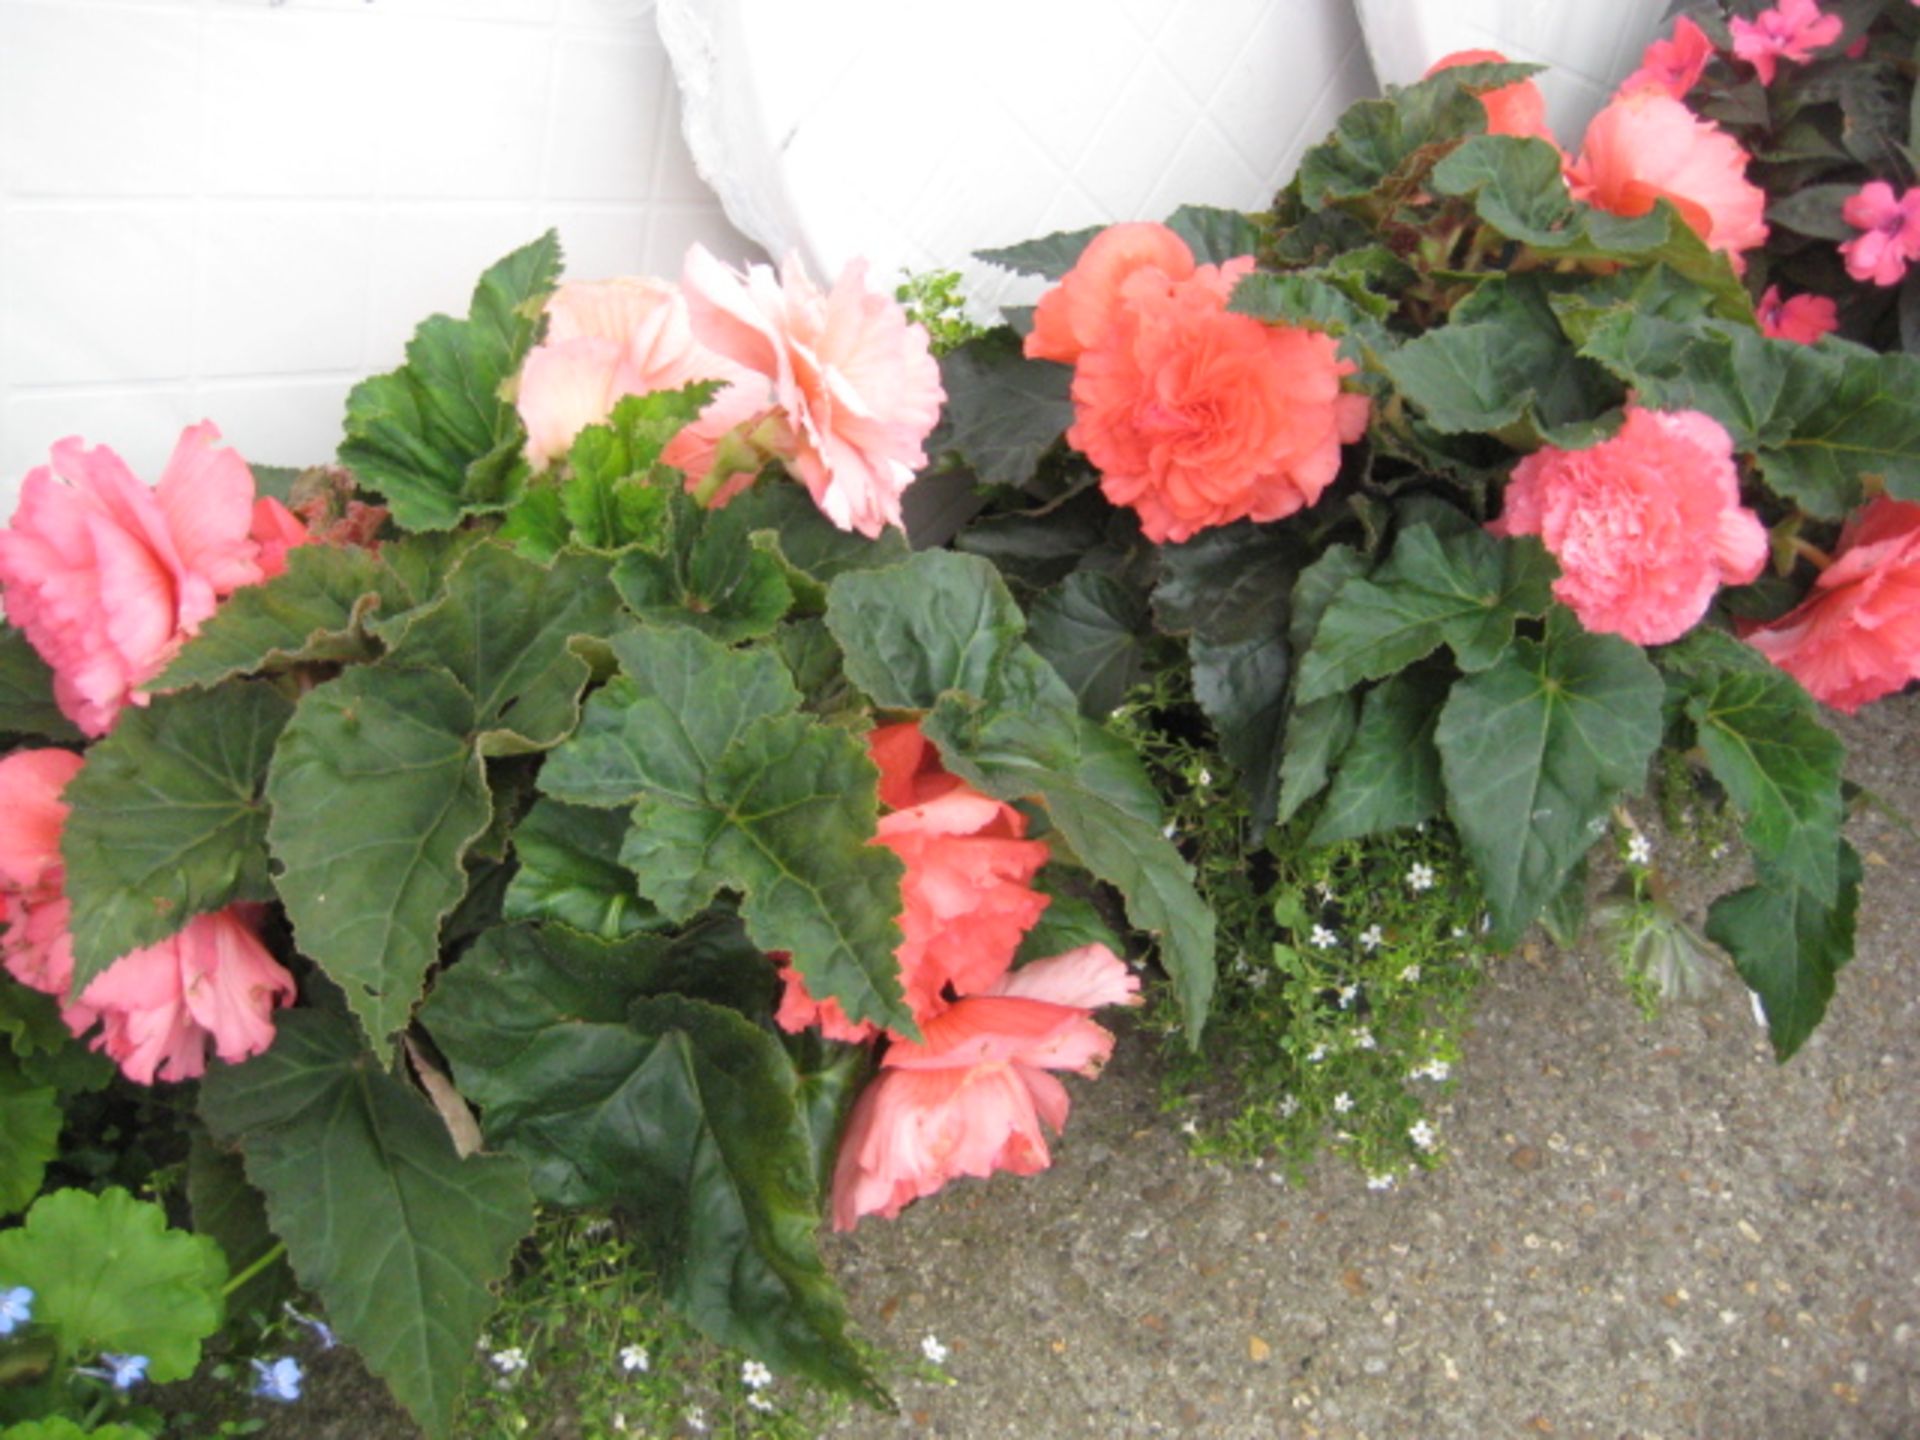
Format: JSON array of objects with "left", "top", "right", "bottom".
[
  {"left": 1567, "top": 89, "right": 1767, "bottom": 269},
  {"left": 1839, "top": 181, "right": 1920, "bottom": 287},
  {"left": 678, "top": 246, "right": 944, "bottom": 539},
  {"left": 1423, "top": 49, "right": 1555, "bottom": 144},
  {"left": 828, "top": 945, "right": 1139, "bottom": 1229},
  {"left": 1730, "top": 0, "right": 1842, "bottom": 85},
  {"left": 0, "top": 423, "right": 304, "bottom": 736},
  {"left": 1490, "top": 407, "right": 1768, "bottom": 645},
  {"left": 1619, "top": 17, "right": 1716, "bottom": 99},
  {"left": 1756, "top": 286, "right": 1838, "bottom": 344},
  {"left": 1024, "top": 221, "right": 1198, "bottom": 365},
  {"left": 0, "top": 749, "right": 94, "bottom": 1034},
  {"left": 76, "top": 908, "right": 295, "bottom": 1085},
  {"left": 1747, "top": 498, "right": 1920, "bottom": 713}
]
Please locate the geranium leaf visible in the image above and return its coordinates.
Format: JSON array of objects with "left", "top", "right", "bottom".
[
  {"left": 1164, "top": 204, "right": 1259, "bottom": 264},
  {"left": 199, "top": 1010, "right": 533, "bottom": 1439},
  {"left": 0, "top": 1058, "right": 60, "bottom": 1216},
  {"left": 0, "top": 627, "right": 79, "bottom": 742},
  {"left": 928, "top": 328, "right": 1075, "bottom": 488},
  {"left": 61, "top": 682, "right": 293, "bottom": 986},
  {"left": 150, "top": 545, "right": 405, "bottom": 693},
  {"left": 1296, "top": 525, "right": 1555, "bottom": 702},
  {"left": 1307, "top": 669, "right": 1447, "bottom": 846},
  {"left": 1707, "top": 845, "right": 1861, "bottom": 1061},
  {"left": 1028, "top": 569, "right": 1155, "bottom": 719},
  {"left": 3, "top": 1419, "right": 150, "bottom": 1440},
  {"left": 502, "top": 798, "right": 663, "bottom": 939},
  {"left": 266, "top": 666, "right": 492, "bottom": 1059},
  {"left": 1435, "top": 608, "right": 1664, "bottom": 946},
  {"left": 339, "top": 232, "right": 562, "bottom": 532},
  {"left": 0, "top": 1187, "right": 226, "bottom": 1382},
  {"left": 975, "top": 224, "right": 1103, "bottom": 280}
]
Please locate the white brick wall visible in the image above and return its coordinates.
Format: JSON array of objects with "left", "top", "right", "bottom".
[{"left": 0, "top": 0, "right": 759, "bottom": 515}]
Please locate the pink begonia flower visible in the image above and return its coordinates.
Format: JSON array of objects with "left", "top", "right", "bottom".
[
  {"left": 1730, "top": 0, "right": 1842, "bottom": 85},
  {"left": 775, "top": 722, "right": 1049, "bottom": 1042},
  {"left": 1423, "top": 49, "right": 1556, "bottom": 145},
  {"left": 1490, "top": 407, "right": 1768, "bottom": 645},
  {"left": 1756, "top": 286, "right": 1839, "bottom": 344},
  {"left": 0, "top": 423, "right": 306, "bottom": 736},
  {"left": 1839, "top": 181, "right": 1920, "bottom": 287},
  {"left": 1747, "top": 498, "right": 1920, "bottom": 712},
  {"left": 678, "top": 246, "right": 945, "bottom": 539},
  {"left": 514, "top": 276, "right": 756, "bottom": 473},
  {"left": 1567, "top": 89, "right": 1768, "bottom": 269},
  {"left": 77, "top": 908, "right": 295, "bottom": 1085},
  {"left": 1026, "top": 221, "right": 1197, "bottom": 366},
  {"left": 828, "top": 945, "right": 1139, "bottom": 1229},
  {"left": 0, "top": 749, "right": 95, "bottom": 1035},
  {"left": 1618, "top": 16, "right": 1716, "bottom": 99}
]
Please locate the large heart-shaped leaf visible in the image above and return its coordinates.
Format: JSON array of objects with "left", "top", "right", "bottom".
[
  {"left": 1307, "top": 669, "right": 1448, "bottom": 846},
  {"left": 0, "top": 627, "right": 79, "bottom": 742},
  {"left": 502, "top": 798, "right": 662, "bottom": 939},
  {"left": 1707, "top": 845, "right": 1861, "bottom": 1061},
  {"left": 1029, "top": 569, "right": 1155, "bottom": 719}
]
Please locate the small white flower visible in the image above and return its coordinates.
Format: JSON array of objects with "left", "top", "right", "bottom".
[
  {"left": 1366, "top": 1172, "right": 1397, "bottom": 1192},
  {"left": 1311, "top": 924, "right": 1339, "bottom": 949},
  {"left": 1337, "top": 982, "right": 1359, "bottom": 1008},
  {"left": 619, "top": 1344, "right": 650, "bottom": 1374},
  {"left": 1179, "top": 1117, "right": 1199, "bottom": 1136},
  {"left": 747, "top": 1392, "right": 775, "bottom": 1413},
  {"left": 1748, "top": 988, "right": 1769, "bottom": 1030},
  {"left": 1627, "top": 832, "right": 1653, "bottom": 866},
  {"left": 1196, "top": 767, "right": 1212, "bottom": 786},
  {"left": 921, "top": 1334, "right": 949, "bottom": 1365},
  {"left": 1359, "top": 925, "right": 1384, "bottom": 951},
  {"left": 1409, "top": 1119, "right": 1438, "bottom": 1152},
  {"left": 1333, "top": 1091, "right": 1354, "bottom": 1114},
  {"left": 1306, "top": 1043, "right": 1328, "bottom": 1063},
  {"left": 1353, "top": 1027, "right": 1376, "bottom": 1051},
  {"left": 1399, "top": 963, "right": 1422, "bottom": 983},
  {"left": 685, "top": 1404, "right": 708, "bottom": 1433},
  {"left": 741, "top": 1359, "right": 773, "bottom": 1390},
  {"left": 1277, "top": 1094, "right": 1300, "bottom": 1119},
  {"left": 1162, "top": 821, "right": 1178, "bottom": 840},
  {"left": 1412, "top": 1058, "right": 1452, "bottom": 1082},
  {"left": 1406, "top": 863, "right": 1436, "bottom": 893},
  {"left": 490, "top": 1347, "right": 528, "bottom": 1376},
  {"left": 1450, "top": 926, "right": 1466, "bottom": 940}
]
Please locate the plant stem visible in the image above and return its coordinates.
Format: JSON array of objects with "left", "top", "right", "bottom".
[{"left": 222, "top": 1241, "right": 286, "bottom": 1297}]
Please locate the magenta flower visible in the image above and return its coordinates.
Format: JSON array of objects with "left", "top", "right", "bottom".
[
  {"left": 1730, "top": 0, "right": 1842, "bottom": 85},
  {"left": 1840, "top": 181, "right": 1920, "bottom": 287},
  {"left": 1756, "top": 286, "right": 1838, "bottom": 344}
]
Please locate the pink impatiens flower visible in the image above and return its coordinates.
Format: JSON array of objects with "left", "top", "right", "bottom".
[
  {"left": 1839, "top": 181, "right": 1920, "bottom": 287},
  {"left": 678, "top": 246, "right": 945, "bottom": 539},
  {"left": 1490, "top": 407, "right": 1769, "bottom": 645},
  {"left": 1730, "top": 0, "right": 1843, "bottom": 85},
  {"left": 0, "top": 423, "right": 307, "bottom": 736},
  {"left": 1756, "top": 286, "right": 1838, "bottom": 344},
  {"left": 828, "top": 945, "right": 1140, "bottom": 1229},
  {"left": 1618, "top": 16, "right": 1716, "bottom": 99}
]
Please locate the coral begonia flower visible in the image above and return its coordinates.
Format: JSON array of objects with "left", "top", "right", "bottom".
[
  {"left": 1839, "top": 181, "right": 1920, "bottom": 288},
  {"left": 1490, "top": 407, "right": 1768, "bottom": 645},
  {"left": 0, "top": 423, "right": 301, "bottom": 736},
  {"left": 1730, "top": 0, "right": 1842, "bottom": 85},
  {"left": 679, "top": 246, "right": 945, "bottom": 539},
  {"left": 1025, "top": 221, "right": 1197, "bottom": 365},
  {"left": 829, "top": 945, "right": 1139, "bottom": 1229},
  {"left": 1747, "top": 498, "right": 1920, "bottom": 713},
  {"left": 1756, "top": 286, "right": 1838, "bottom": 344},
  {"left": 1618, "top": 17, "right": 1716, "bottom": 99},
  {"left": 1423, "top": 49, "right": 1555, "bottom": 144},
  {"left": 1567, "top": 88, "right": 1767, "bottom": 269},
  {"left": 0, "top": 749, "right": 95, "bottom": 1036}
]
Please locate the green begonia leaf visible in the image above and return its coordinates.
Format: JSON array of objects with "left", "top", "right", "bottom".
[
  {"left": 975, "top": 225, "right": 1102, "bottom": 280},
  {"left": 199, "top": 1011, "right": 533, "bottom": 1440},
  {"left": 1435, "top": 609, "right": 1664, "bottom": 946},
  {"left": 563, "top": 387, "right": 708, "bottom": 544},
  {"left": 1276, "top": 546, "right": 1371, "bottom": 825},
  {"left": 338, "top": 232, "right": 562, "bottom": 532},
  {"left": 0, "top": 627, "right": 79, "bottom": 742},
  {"left": 0, "top": 1058, "right": 60, "bottom": 1216},
  {"left": 825, "top": 549, "right": 1026, "bottom": 709},
  {"left": 150, "top": 545, "right": 405, "bottom": 692},
  {"left": 503, "top": 798, "right": 663, "bottom": 938},
  {"left": 1295, "top": 63, "right": 1534, "bottom": 204},
  {"left": 266, "top": 666, "right": 492, "bottom": 1058},
  {"left": 1296, "top": 525, "right": 1554, "bottom": 702},
  {"left": 928, "top": 328, "right": 1074, "bottom": 489},
  {"left": 1308, "top": 669, "right": 1448, "bottom": 846},
  {"left": 61, "top": 683, "right": 292, "bottom": 985},
  {"left": 185, "top": 1131, "right": 292, "bottom": 1319},
  {"left": 612, "top": 497, "right": 794, "bottom": 643},
  {"left": 0, "top": 984, "right": 112, "bottom": 1094},
  {"left": 1028, "top": 569, "right": 1154, "bottom": 719},
  {"left": 1707, "top": 845, "right": 1861, "bottom": 1061},
  {"left": 1164, "top": 204, "right": 1260, "bottom": 265},
  {"left": 0, "top": 1187, "right": 226, "bottom": 1382},
  {"left": 726, "top": 482, "right": 911, "bottom": 610}
]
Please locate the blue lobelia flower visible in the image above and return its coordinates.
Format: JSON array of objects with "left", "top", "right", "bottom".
[
  {"left": 98, "top": 1353, "right": 150, "bottom": 1389},
  {"left": 0, "top": 1286, "right": 31, "bottom": 1336},
  {"left": 251, "top": 1355, "right": 304, "bottom": 1403}
]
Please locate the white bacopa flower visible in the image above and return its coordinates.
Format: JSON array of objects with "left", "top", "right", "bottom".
[
  {"left": 1337, "top": 982, "right": 1359, "bottom": 1008},
  {"left": 619, "top": 1343, "right": 650, "bottom": 1373},
  {"left": 1450, "top": 926, "right": 1466, "bottom": 940},
  {"left": 1409, "top": 1119, "right": 1438, "bottom": 1151},
  {"left": 1366, "top": 1172, "right": 1397, "bottom": 1191},
  {"left": 1277, "top": 1094, "right": 1300, "bottom": 1118},
  {"left": 921, "top": 1334, "right": 949, "bottom": 1365},
  {"left": 490, "top": 1347, "right": 528, "bottom": 1375},
  {"left": 1627, "top": 832, "right": 1653, "bottom": 866},
  {"left": 1196, "top": 767, "right": 1212, "bottom": 786},
  {"left": 1406, "top": 863, "right": 1436, "bottom": 893},
  {"left": 1333, "top": 1091, "right": 1354, "bottom": 1114},
  {"left": 1412, "top": 1058, "right": 1452, "bottom": 1082},
  {"left": 1162, "top": 821, "right": 1178, "bottom": 840},
  {"left": 1359, "top": 925, "right": 1384, "bottom": 951},
  {"left": 1399, "top": 963, "right": 1422, "bottom": 983},
  {"left": 741, "top": 1359, "right": 773, "bottom": 1390},
  {"left": 748, "top": 1392, "right": 775, "bottom": 1413},
  {"left": 1353, "top": 1027, "right": 1376, "bottom": 1050},
  {"left": 1311, "top": 924, "right": 1339, "bottom": 949},
  {"left": 685, "top": 1404, "right": 708, "bottom": 1433},
  {"left": 1306, "top": 1043, "right": 1328, "bottom": 1063}
]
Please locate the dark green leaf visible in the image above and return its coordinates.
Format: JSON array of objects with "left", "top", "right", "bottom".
[
  {"left": 266, "top": 666, "right": 493, "bottom": 1058},
  {"left": 339, "top": 232, "right": 562, "bottom": 531},
  {"left": 1307, "top": 669, "right": 1447, "bottom": 846},
  {"left": 503, "top": 798, "right": 662, "bottom": 938},
  {"left": 0, "top": 984, "right": 112, "bottom": 1094},
  {"left": 0, "top": 1058, "right": 59, "bottom": 1216},
  {"left": 0, "top": 627, "right": 79, "bottom": 741},
  {"left": 1765, "top": 182, "right": 1864, "bottom": 241},
  {"left": 200, "top": 1010, "right": 534, "bottom": 1439},
  {"left": 557, "top": 386, "right": 710, "bottom": 548},
  {"left": 928, "top": 328, "right": 1074, "bottom": 488},
  {"left": 186, "top": 1131, "right": 292, "bottom": 1318},
  {"left": 1276, "top": 695, "right": 1358, "bottom": 826},
  {"left": 975, "top": 225, "right": 1103, "bottom": 280},
  {"left": 61, "top": 683, "right": 293, "bottom": 985},
  {"left": 613, "top": 498, "right": 795, "bottom": 643},
  {"left": 1028, "top": 570, "right": 1153, "bottom": 718},
  {"left": 824, "top": 550, "right": 1026, "bottom": 709},
  {"left": 1707, "top": 845, "right": 1861, "bottom": 1060},
  {"left": 726, "top": 482, "right": 911, "bottom": 610},
  {"left": 1296, "top": 64, "right": 1531, "bottom": 203},
  {"left": 1164, "top": 204, "right": 1259, "bottom": 264},
  {"left": 1014, "top": 886, "right": 1125, "bottom": 965},
  {"left": 1435, "top": 609, "right": 1664, "bottom": 946}
]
